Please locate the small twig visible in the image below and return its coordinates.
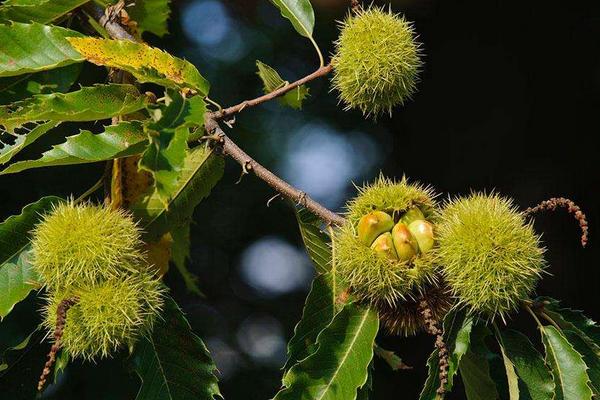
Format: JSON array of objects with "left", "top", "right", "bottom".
[
  {"left": 210, "top": 64, "right": 333, "bottom": 121},
  {"left": 38, "top": 298, "right": 78, "bottom": 392},
  {"left": 525, "top": 197, "right": 589, "bottom": 247},
  {"left": 205, "top": 117, "right": 345, "bottom": 226},
  {"left": 266, "top": 193, "right": 281, "bottom": 207},
  {"left": 419, "top": 300, "right": 449, "bottom": 397}
]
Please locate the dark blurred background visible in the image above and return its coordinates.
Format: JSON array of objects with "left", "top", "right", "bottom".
[{"left": 1, "top": 0, "right": 600, "bottom": 398}]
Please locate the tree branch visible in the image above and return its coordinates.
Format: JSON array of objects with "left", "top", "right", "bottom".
[
  {"left": 85, "top": 3, "right": 345, "bottom": 226},
  {"left": 209, "top": 64, "right": 333, "bottom": 120},
  {"left": 205, "top": 117, "right": 346, "bottom": 226}
]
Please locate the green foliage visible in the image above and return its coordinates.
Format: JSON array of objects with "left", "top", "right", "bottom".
[
  {"left": 0, "top": 120, "right": 59, "bottom": 165},
  {"left": 336, "top": 175, "right": 438, "bottom": 307},
  {"left": 0, "top": 84, "right": 147, "bottom": 132},
  {"left": 496, "top": 329, "right": 554, "bottom": 400},
  {"left": 132, "top": 296, "right": 221, "bottom": 400},
  {"left": 0, "top": 22, "right": 83, "bottom": 77},
  {"left": 43, "top": 274, "right": 165, "bottom": 360},
  {"left": 0, "top": 63, "right": 81, "bottom": 104},
  {"left": 459, "top": 324, "right": 500, "bottom": 400},
  {"left": 541, "top": 325, "right": 593, "bottom": 400},
  {"left": 332, "top": 6, "right": 422, "bottom": 117},
  {"left": 256, "top": 61, "right": 309, "bottom": 109},
  {"left": 438, "top": 193, "right": 546, "bottom": 319},
  {"left": 420, "top": 310, "right": 473, "bottom": 399},
  {"left": 170, "top": 223, "right": 203, "bottom": 295},
  {"left": 275, "top": 303, "right": 378, "bottom": 400},
  {"left": 133, "top": 145, "right": 224, "bottom": 242},
  {"left": 0, "top": 196, "right": 61, "bottom": 319},
  {"left": 68, "top": 38, "right": 210, "bottom": 94},
  {"left": 128, "top": 0, "right": 171, "bottom": 37},
  {"left": 0, "top": 0, "right": 89, "bottom": 24},
  {"left": 31, "top": 201, "right": 145, "bottom": 289},
  {"left": 294, "top": 207, "right": 331, "bottom": 274},
  {"left": 268, "top": 0, "right": 314, "bottom": 39},
  {"left": 1, "top": 121, "right": 146, "bottom": 174},
  {"left": 284, "top": 273, "right": 336, "bottom": 370}
]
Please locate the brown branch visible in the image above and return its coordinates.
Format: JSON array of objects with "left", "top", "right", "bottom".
[
  {"left": 38, "top": 297, "right": 78, "bottom": 392},
  {"left": 210, "top": 64, "right": 333, "bottom": 120},
  {"left": 525, "top": 197, "right": 589, "bottom": 247},
  {"left": 419, "top": 300, "right": 449, "bottom": 396},
  {"left": 205, "top": 117, "right": 346, "bottom": 226}
]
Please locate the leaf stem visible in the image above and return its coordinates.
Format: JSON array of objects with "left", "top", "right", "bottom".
[
  {"left": 523, "top": 303, "right": 545, "bottom": 331},
  {"left": 309, "top": 36, "right": 325, "bottom": 69}
]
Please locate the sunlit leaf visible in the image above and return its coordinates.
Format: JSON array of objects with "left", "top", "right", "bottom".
[
  {"left": 0, "top": 121, "right": 147, "bottom": 175},
  {"left": 542, "top": 325, "right": 593, "bottom": 400},
  {"left": 0, "top": 0, "right": 90, "bottom": 24},
  {"left": 562, "top": 330, "right": 600, "bottom": 396},
  {"left": 133, "top": 145, "right": 224, "bottom": 242},
  {"left": 274, "top": 303, "right": 378, "bottom": 400},
  {"left": 0, "top": 22, "right": 83, "bottom": 77},
  {"left": 170, "top": 222, "right": 203, "bottom": 296},
  {"left": 68, "top": 38, "right": 210, "bottom": 94},
  {"left": 268, "top": 0, "right": 314, "bottom": 39},
  {"left": 0, "top": 121, "right": 60, "bottom": 165},
  {"left": 0, "top": 84, "right": 147, "bottom": 132}
]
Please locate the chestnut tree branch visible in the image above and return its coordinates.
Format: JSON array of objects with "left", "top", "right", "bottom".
[
  {"left": 209, "top": 64, "right": 333, "bottom": 120},
  {"left": 86, "top": 3, "right": 345, "bottom": 226},
  {"left": 205, "top": 117, "right": 346, "bottom": 226}
]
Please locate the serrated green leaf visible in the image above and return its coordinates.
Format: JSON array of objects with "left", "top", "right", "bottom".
[
  {"left": 496, "top": 333, "right": 520, "bottom": 400},
  {"left": 0, "top": 84, "right": 146, "bottom": 132},
  {"left": 420, "top": 309, "right": 473, "bottom": 399},
  {"left": 256, "top": 60, "right": 309, "bottom": 110},
  {"left": 268, "top": 0, "right": 314, "bottom": 39},
  {"left": 542, "top": 325, "right": 593, "bottom": 400},
  {"left": 294, "top": 207, "right": 331, "bottom": 274},
  {"left": 275, "top": 303, "right": 378, "bottom": 400},
  {"left": 0, "top": 121, "right": 147, "bottom": 175},
  {"left": 0, "top": 63, "right": 81, "bottom": 105},
  {"left": 0, "top": 196, "right": 62, "bottom": 319},
  {"left": 52, "top": 349, "right": 69, "bottom": 383},
  {"left": 538, "top": 297, "right": 600, "bottom": 351},
  {"left": 374, "top": 344, "right": 411, "bottom": 371},
  {"left": 0, "top": 0, "right": 90, "bottom": 24},
  {"left": 133, "top": 296, "right": 221, "bottom": 400},
  {"left": 0, "top": 327, "right": 39, "bottom": 374},
  {"left": 284, "top": 273, "right": 336, "bottom": 370},
  {"left": 0, "top": 22, "right": 84, "bottom": 77},
  {"left": 459, "top": 324, "right": 500, "bottom": 400},
  {"left": 356, "top": 361, "right": 373, "bottom": 400},
  {"left": 129, "top": 0, "right": 171, "bottom": 37},
  {"left": 0, "top": 121, "right": 60, "bottom": 165},
  {"left": 133, "top": 145, "right": 224, "bottom": 242},
  {"left": 68, "top": 38, "right": 209, "bottom": 94},
  {"left": 496, "top": 329, "right": 554, "bottom": 400},
  {"left": 562, "top": 330, "right": 600, "bottom": 396},
  {"left": 170, "top": 222, "right": 203, "bottom": 296}
]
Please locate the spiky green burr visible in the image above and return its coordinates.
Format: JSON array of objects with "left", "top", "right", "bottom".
[
  {"left": 31, "top": 201, "right": 145, "bottom": 289},
  {"left": 42, "top": 273, "right": 164, "bottom": 361},
  {"left": 331, "top": 6, "right": 422, "bottom": 117},
  {"left": 437, "top": 193, "right": 546, "bottom": 320}
]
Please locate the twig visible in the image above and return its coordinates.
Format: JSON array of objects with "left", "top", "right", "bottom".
[
  {"left": 38, "top": 298, "right": 78, "bottom": 392},
  {"left": 419, "top": 300, "right": 449, "bottom": 397},
  {"left": 209, "top": 64, "right": 333, "bottom": 120},
  {"left": 205, "top": 117, "right": 345, "bottom": 226},
  {"left": 525, "top": 197, "right": 589, "bottom": 247}
]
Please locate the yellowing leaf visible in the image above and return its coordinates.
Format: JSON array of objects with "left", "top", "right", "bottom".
[
  {"left": 67, "top": 38, "right": 209, "bottom": 94},
  {"left": 145, "top": 232, "right": 172, "bottom": 277}
]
